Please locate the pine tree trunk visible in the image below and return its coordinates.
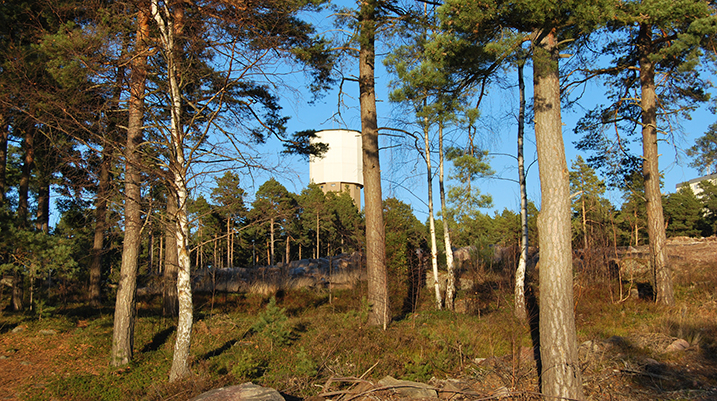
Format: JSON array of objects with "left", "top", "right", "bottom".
[
  {"left": 285, "top": 236, "right": 290, "bottom": 264},
  {"left": 12, "top": 269, "right": 23, "bottom": 311},
  {"left": 226, "top": 217, "right": 231, "bottom": 268},
  {"left": 34, "top": 136, "right": 50, "bottom": 233},
  {"left": 89, "top": 143, "right": 111, "bottom": 307},
  {"left": 13, "top": 118, "right": 34, "bottom": 311},
  {"left": 439, "top": 124, "right": 456, "bottom": 311},
  {"left": 270, "top": 217, "right": 275, "bottom": 265},
  {"left": 163, "top": 191, "right": 179, "bottom": 317},
  {"left": 359, "top": 0, "right": 390, "bottom": 329},
  {"left": 581, "top": 196, "right": 588, "bottom": 249},
  {"left": 515, "top": 60, "right": 529, "bottom": 321},
  {"left": 532, "top": 30, "right": 584, "bottom": 400},
  {"left": 111, "top": 7, "right": 149, "bottom": 367},
  {"left": 638, "top": 23, "right": 674, "bottom": 306},
  {"left": 18, "top": 121, "right": 34, "bottom": 227}
]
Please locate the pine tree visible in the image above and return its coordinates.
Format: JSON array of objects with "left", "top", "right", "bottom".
[{"left": 438, "top": 0, "right": 613, "bottom": 396}]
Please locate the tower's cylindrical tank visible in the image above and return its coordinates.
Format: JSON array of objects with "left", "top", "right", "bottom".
[{"left": 309, "top": 129, "right": 363, "bottom": 207}]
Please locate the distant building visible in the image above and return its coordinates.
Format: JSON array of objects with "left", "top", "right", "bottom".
[
  {"left": 676, "top": 173, "right": 717, "bottom": 196},
  {"left": 309, "top": 129, "right": 363, "bottom": 208}
]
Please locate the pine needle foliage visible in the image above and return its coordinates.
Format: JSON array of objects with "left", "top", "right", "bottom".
[{"left": 251, "top": 296, "right": 292, "bottom": 348}]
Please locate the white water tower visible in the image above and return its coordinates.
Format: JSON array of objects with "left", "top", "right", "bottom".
[{"left": 309, "top": 129, "right": 363, "bottom": 208}]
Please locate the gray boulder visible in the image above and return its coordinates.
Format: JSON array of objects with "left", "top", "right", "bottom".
[{"left": 189, "top": 382, "right": 284, "bottom": 401}]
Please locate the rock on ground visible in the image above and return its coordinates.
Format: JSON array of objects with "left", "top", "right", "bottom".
[{"left": 189, "top": 382, "right": 285, "bottom": 401}]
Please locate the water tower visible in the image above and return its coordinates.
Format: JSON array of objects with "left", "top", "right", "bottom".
[{"left": 309, "top": 129, "right": 363, "bottom": 208}]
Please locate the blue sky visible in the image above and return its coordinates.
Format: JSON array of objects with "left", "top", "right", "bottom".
[{"left": 247, "top": 6, "right": 714, "bottom": 222}]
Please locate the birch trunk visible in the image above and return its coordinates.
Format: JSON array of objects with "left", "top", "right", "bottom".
[
  {"left": 439, "top": 124, "right": 456, "bottom": 311},
  {"left": 424, "top": 118, "right": 442, "bottom": 310},
  {"left": 515, "top": 61, "right": 529, "bottom": 321},
  {"left": 533, "top": 30, "right": 584, "bottom": 400},
  {"left": 151, "top": 0, "right": 193, "bottom": 381}
]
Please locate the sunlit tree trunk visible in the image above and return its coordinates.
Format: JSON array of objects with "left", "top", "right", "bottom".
[
  {"left": 269, "top": 217, "right": 275, "bottom": 265},
  {"left": 111, "top": 6, "right": 149, "bottom": 367},
  {"left": 151, "top": 0, "right": 193, "bottom": 380},
  {"left": 359, "top": 0, "right": 390, "bottom": 328},
  {"left": 638, "top": 23, "right": 674, "bottom": 306},
  {"left": 515, "top": 60, "right": 529, "bottom": 321},
  {"left": 163, "top": 191, "right": 179, "bottom": 316},
  {"left": 438, "top": 124, "right": 456, "bottom": 310},
  {"left": 226, "top": 217, "right": 231, "bottom": 267},
  {"left": 423, "top": 116, "right": 442, "bottom": 310},
  {"left": 315, "top": 211, "right": 320, "bottom": 258},
  {"left": 533, "top": 30, "right": 584, "bottom": 400}
]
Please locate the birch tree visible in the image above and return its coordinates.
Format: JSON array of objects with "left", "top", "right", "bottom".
[{"left": 145, "top": 0, "right": 333, "bottom": 379}]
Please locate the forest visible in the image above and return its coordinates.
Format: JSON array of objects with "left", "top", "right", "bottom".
[{"left": 1, "top": 0, "right": 717, "bottom": 400}]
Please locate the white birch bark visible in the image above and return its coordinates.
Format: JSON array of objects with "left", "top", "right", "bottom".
[
  {"left": 151, "top": 0, "right": 193, "bottom": 382},
  {"left": 438, "top": 123, "right": 455, "bottom": 310},
  {"left": 515, "top": 61, "right": 529, "bottom": 321},
  {"left": 423, "top": 117, "right": 442, "bottom": 310}
]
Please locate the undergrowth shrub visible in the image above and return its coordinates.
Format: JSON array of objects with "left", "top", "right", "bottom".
[{"left": 252, "top": 296, "right": 291, "bottom": 348}]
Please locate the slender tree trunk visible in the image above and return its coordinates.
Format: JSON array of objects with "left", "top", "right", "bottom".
[
  {"left": 439, "top": 127, "right": 456, "bottom": 311},
  {"left": 359, "top": 0, "right": 390, "bottom": 329},
  {"left": 226, "top": 217, "right": 231, "bottom": 268},
  {"left": 163, "top": 191, "right": 179, "bottom": 316},
  {"left": 89, "top": 143, "right": 112, "bottom": 307},
  {"left": 18, "top": 121, "right": 34, "bottom": 227},
  {"left": 159, "top": 234, "right": 164, "bottom": 273},
  {"left": 638, "top": 23, "right": 674, "bottom": 306},
  {"left": 285, "top": 236, "right": 290, "bottom": 264},
  {"left": 0, "top": 113, "right": 8, "bottom": 309},
  {"left": 316, "top": 211, "right": 320, "bottom": 258},
  {"left": 12, "top": 119, "right": 35, "bottom": 311},
  {"left": 515, "top": 60, "right": 529, "bottom": 321},
  {"left": 532, "top": 30, "right": 584, "bottom": 400},
  {"left": 424, "top": 117, "right": 442, "bottom": 310},
  {"left": 12, "top": 270, "right": 23, "bottom": 311},
  {"left": 150, "top": 229, "right": 155, "bottom": 273},
  {"left": 111, "top": 7, "right": 149, "bottom": 367},
  {"left": 34, "top": 138, "right": 50, "bottom": 233},
  {"left": 270, "top": 217, "right": 275, "bottom": 265},
  {"left": 581, "top": 196, "right": 588, "bottom": 249},
  {"left": 0, "top": 111, "right": 7, "bottom": 206},
  {"left": 151, "top": 0, "right": 193, "bottom": 380}
]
